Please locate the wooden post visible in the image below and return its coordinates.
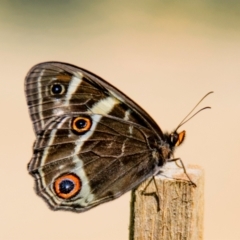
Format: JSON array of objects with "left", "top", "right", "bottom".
[{"left": 129, "top": 163, "right": 204, "bottom": 240}]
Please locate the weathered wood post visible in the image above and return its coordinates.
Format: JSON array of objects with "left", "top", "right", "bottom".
[{"left": 130, "top": 163, "right": 204, "bottom": 240}]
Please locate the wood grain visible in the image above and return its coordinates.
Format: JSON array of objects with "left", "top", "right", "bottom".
[{"left": 129, "top": 163, "right": 204, "bottom": 240}]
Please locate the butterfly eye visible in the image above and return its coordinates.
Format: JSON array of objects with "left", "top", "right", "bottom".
[
  {"left": 54, "top": 174, "right": 81, "bottom": 199},
  {"left": 72, "top": 117, "right": 92, "bottom": 134},
  {"left": 170, "top": 132, "right": 179, "bottom": 146},
  {"left": 50, "top": 83, "right": 65, "bottom": 95}
]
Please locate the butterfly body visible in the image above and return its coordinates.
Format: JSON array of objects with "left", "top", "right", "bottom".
[{"left": 25, "top": 62, "right": 182, "bottom": 212}]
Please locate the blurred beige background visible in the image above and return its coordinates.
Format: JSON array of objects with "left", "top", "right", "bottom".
[{"left": 0, "top": 1, "right": 239, "bottom": 240}]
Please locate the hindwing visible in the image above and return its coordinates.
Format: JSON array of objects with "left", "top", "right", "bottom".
[{"left": 30, "top": 114, "right": 161, "bottom": 211}]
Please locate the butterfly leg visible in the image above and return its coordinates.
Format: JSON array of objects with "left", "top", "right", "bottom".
[
  {"left": 168, "top": 158, "right": 197, "bottom": 187},
  {"left": 141, "top": 176, "right": 160, "bottom": 211}
]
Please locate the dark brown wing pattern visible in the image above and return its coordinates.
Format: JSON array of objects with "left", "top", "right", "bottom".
[
  {"left": 25, "top": 62, "right": 163, "bottom": 138},
  {"left": 30, "top": 114, "right": 159, "bottom": 212},
  {"left": 25, "top": 62, "right": 168, "bottom": 212}
]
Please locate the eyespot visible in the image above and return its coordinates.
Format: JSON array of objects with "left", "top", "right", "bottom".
[
  {"left": 50, "top": 83, "right": 65, "bottom": 95},
  {"left": 54, "top": 173, "right": 81, "bottom": 199},
  {"left": 72, "top": 116, "right": 92, "bottom": 135}
]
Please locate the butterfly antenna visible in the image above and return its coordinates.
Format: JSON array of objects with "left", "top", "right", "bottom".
[{"left": 175, "top": 91, "right": 213, "bottom": 131}]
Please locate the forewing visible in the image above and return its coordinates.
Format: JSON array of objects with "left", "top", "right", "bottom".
[{"left": 25, "top": 62, "right": 163, "bottom": 139}]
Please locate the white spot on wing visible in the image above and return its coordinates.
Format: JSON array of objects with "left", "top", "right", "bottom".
[
  {"left": 53, "top": 109, "right": 65, "bottom": 116},
  {"left": 90, "top": 96, "right": 119, "bottom": 115},
  {"left": 63, "top": 76, "right": 82, "bottom": 106},
  {"left": 124, "top": 109, "right": 131, "bottom": 121},
  {"left": 121, "top": 141, "right": 126, "bottom": 155},
  {"left": 129, "top": 125, "right": 133, "bottom": 135}
]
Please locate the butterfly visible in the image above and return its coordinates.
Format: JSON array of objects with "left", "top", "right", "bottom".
[{"left": 25, "top": 62, "right": 211, "bottom": 212}]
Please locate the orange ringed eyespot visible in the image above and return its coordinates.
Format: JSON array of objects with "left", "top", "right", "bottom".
[
  {"left": 175, "top": 130, "right": 186, "bottom": 147},
  {"left": 72, "top": 117, "right": 92, "bottom": 134},
  {"left": 54, "top": 173, "right": 81, "bottom": 199}
]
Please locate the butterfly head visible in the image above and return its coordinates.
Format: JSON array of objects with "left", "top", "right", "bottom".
[
  {"left": 168, "top": 130, "right": 186, "bottom": 148},
  {"left": 159, "top": 130, "right": 186, "bottom": 159}
]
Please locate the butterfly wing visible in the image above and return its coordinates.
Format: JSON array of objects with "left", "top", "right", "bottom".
[
  {"left": 25, "top": 62, "right": 166, "bottom": 212},
  {"left": 25, "top": 62, "right": 163, "bottom": 138},
  {"left": 30, "top": 114, "right": 160, "bottom": 212}
]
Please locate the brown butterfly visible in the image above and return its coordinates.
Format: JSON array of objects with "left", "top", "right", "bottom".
[{"left": 25, "top": 62, "right": 211, "bottom": 212}]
